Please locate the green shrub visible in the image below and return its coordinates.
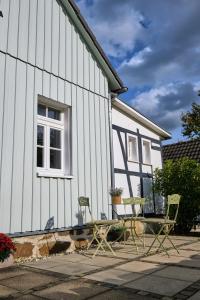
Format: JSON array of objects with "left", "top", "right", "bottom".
[
  {"left": 154, "top": 158, "right": 200, "bottom": 233},
  {"left": 107, "top": 225, "right": 129, "bottom": 241}
]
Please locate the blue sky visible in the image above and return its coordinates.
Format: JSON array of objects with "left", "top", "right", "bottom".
[{"left": 75, "top": 0, "right": 200, "bottom": 143}]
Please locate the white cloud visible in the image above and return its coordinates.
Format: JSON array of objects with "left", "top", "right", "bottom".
[
  {"left": 77, "top": 0, "right": 145, "bottom": 58},
  {"left": 133, "top": 85, "right": 175, "bottom": 117},
  {"left": 76, "top": 0, "right": 200, "bottom": 135},
  {"left": 131, "top": 82, "right": 199, "bottom": 130},
  {"left": 121, "top": 47, "right": 152, "bottom": 67}
]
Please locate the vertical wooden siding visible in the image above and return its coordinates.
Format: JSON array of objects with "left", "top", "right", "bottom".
[
  {"left": 0, "top": 0, "right": 107, "bottom": 96},
  {"left": 0, "top": 0, "right": 111, "bottom": 234}
]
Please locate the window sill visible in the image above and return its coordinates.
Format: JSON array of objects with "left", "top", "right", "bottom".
[
  {"left": 37, "top": 172, "right": 74, "bottom": 179},
  {"left": 142, "top": 163, "right": 152, "bottom": 166},
  {"left": 127, "top": 159, "right": 139, "bottom": 164}
]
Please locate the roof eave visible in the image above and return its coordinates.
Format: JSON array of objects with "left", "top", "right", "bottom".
[
  {"left": 112, "top": 98, "right": 171, "bottom": 140},
  {"left": 60, "top": 0, "right": 126, "bottom": 93}
]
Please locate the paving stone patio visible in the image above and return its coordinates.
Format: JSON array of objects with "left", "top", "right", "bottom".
[{"left": 0, "top": 234, "right": 199, "bottom": 299}]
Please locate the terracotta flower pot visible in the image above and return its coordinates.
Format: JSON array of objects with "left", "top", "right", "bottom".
[
  {"left": 0, "top": 254, "right": 14, "bottom": 269},
  {"left": 112, "top": 196, "right": 121, "bottom": 205}
]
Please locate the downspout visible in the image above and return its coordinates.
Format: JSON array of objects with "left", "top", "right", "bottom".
[
  {"left": 108, "top": 92, "right": 115, "bottom": 220},
  {"left": 108, "top": 87, "right": 128, "bottom": 220},
  {"left": 108, "top": 92, "right": 115, "bottom": 190},
  {"left": 108, "top": 88, "right": 128, "bottom": 190}
]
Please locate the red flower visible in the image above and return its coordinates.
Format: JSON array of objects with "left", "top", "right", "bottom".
[{"left": 0, "top": 233, "right": 16, "bottom": 262}]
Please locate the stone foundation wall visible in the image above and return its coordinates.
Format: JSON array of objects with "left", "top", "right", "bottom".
[
  {"left": 13, "top": 228, "right": 91, "bottom": 259},
  {"left": 12, "top": 221, "right": 145, "bottom": 259}
]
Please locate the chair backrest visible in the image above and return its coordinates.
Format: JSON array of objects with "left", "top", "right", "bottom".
[
  {"left": 78, "top": 197, "right": 93, "bottom": 222},
  {"left": 79, "top": 197, "right": 90, "bottom": 207},
  {"left": 123, "top": 197, "right": 145, "bottom": 217},
  {"left": 166, "top": 194, "right": 181, "bottom": 221}
]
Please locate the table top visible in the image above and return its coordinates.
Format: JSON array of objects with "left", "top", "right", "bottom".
[
  {"left": 86, "top": 219, "right": 119, "bottom": 226},
  {"left": 140, "top": 218, "right": 176, "bottom": 224}
]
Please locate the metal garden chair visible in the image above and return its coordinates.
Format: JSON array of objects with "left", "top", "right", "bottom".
[
  {"left": 111, "top": 197, "right": 146, "bottom": 252},
  {"left": 141, "top": 194, "right": 181, "bottom": 256},
  {"left": 122, "top": 197, "right": 146, "bottom": 252},
  {"left": 78, "top": 197, "right": 119, "bottom": 258}
]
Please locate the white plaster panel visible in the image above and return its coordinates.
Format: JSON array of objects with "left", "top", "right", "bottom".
[
  {"left": 130, "top": 176, "right": 141, "bottom": 196},
  {"left": 112, "top": 108, "right": 160, "bottom": 140},
  {"left": 142, "top": 165, "right": 152, "bottom": 173},
  {"left": 127, "top": 162, "right": 140, "bottom": 172},
  {"left": 113, "top": 130, "right": 125, "bottom": 169}
]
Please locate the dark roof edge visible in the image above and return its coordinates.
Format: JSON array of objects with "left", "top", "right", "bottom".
[
  {"left": 163, "top": 139, "right": 200, "bottom": 148},
  {"left": 68, "top": 0, "right": 126, "bottom": 93}
]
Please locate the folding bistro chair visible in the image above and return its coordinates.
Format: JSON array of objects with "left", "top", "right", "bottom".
[
  {"left": 122, "top": 197, "right": 146, "bottom": 252},
  {"left": 78, "top": 197, "right": 118, "bottom": 258},
  {"left": 142, "top": 194, "right": 181, "bottom": 256},
  {"left": 111, "top": 197, "right": 146, "bottom": 252}
]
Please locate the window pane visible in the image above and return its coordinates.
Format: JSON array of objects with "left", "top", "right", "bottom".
[
  {"left": 128, "top": 137, "right": 138, "bottom": 161},
  {"left": 37, "top": 125, "right": 44, "bottom": 145},
  {"left": 48, "top": 107, "right": 61, "bottom": 120},
  {"left": 50, "top": 149, "right": 61, "bottom": 169},
  {"left": 37, "top": 147, "right": 44, "bottom": 167},
  {"left": 50, "top": 128, "right": 61, "bottom": 148},
  {"left": 38, "top": 104, "right": 46, "bottom": 116},
  {"left": 143, "top": 141, "right": 151, "bottom": 164}
]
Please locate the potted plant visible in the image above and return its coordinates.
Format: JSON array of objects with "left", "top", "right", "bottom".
[
  {"left": 0, "top": 233, "right": 16, "bottom": 268},
  {"left": 107, "top": 224, "right": 130, "bottom": 242},
  {"left": 109, "top": 187, "right": 123, "bottom": 204}
]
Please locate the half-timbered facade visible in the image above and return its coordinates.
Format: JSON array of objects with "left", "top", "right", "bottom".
[{"left": 112, "top": 99, "right": 171, "bottom": 214}]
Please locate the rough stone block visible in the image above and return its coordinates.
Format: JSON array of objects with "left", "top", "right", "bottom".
[
  {"left": 39, "top": 241, "right": 71, "bottom": 256},
  {"left": 14, "top": 242, "right": 34, "bottom": 258},
  {"left": 75, "top": 238, "right": 88, "bottom": 249}
]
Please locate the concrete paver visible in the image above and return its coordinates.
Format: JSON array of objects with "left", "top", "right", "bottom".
[
  {"left": 25, "top": 259, "right": 65, "bottom": 270},
  {"left": 75, "top": 255, "right": 124, "bottom": 267},
  {"left": 16, "top": 295, "right": 42, "bottom": 299},
  {"left": 178, "top": 258, "right": 200, "bottom": 268},
  {"left": 0, "top": 266, "right": 29, "bottom": 280},
  {"left": 34, "top": 278, "right": 109, "bottom": 300},
  {"left": 0, "top": 235, "right": 199, "bottom": 299},
  {"left": 47, "top": 261, "right": 101, "bottom": 275},
  {"left": 0, "top": 271, "right": 58, "bottom": 291},
  {"left": 124, "top": 274, "right": 192, "bottom": 296},
  {"left": 180, "top": 242, "right": 200, "bottom": 251},
  {"left": 188, "top": 290, "right": 200, "bottom": 300},
  {"left": 141, "top": 253, "right": 192, "bottom": 265},
  {"left": 153, "top": 266, "right": 200, "bottom": 282},
  {"left": 89, "top": 289, "right": 158, "bottom": 300},
  {"left": 116, "top": 260, "right": 165, "bottom": 274},
  {"left": 85, "top": 268, "right": 143, "bottom": 285},
  {"left": 0, "top": 284, "right": 18, "bottom": 297},
  {"left": 164, "top": 249, "right": 199, "bottom": 258}
]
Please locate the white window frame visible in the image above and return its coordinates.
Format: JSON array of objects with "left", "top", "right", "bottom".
[
  {"left": 127, "top": 134, "right": 139, "bottom": 163},
  {"left": 142, "top": 138, "right": 151, "bottom": 165},
  {"left": 37, "top": 102, "right": 70, "bottom": 178}
]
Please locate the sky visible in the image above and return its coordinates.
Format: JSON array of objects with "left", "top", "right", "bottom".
[{"left": 75, "top": 0, "right": 200, "bottom": 143}]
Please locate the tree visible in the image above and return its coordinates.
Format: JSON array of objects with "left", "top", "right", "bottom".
[
  {"left": 154, "top": 158, "right": 200, "bottom": 233},
  {"left": 181, "top": 102, "right": 200, "bottom": 139}
]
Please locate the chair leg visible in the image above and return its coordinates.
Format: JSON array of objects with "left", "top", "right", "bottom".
[
  {"left": 92, "top": 239, "right": 104, "bottom": 258},
  {"left": 130, "top": 220, "right": 139, "bottom": 253},
  {"left": 92, "top": 225, "right": 116, "bottom": 258},
  {"left": 146, "top": 224, "right": 170, "bottom": 256},
  {"left": 163, "top": 227, "right": 180, "bottom": 254},
  {"left": 133, "top": 221, "right": 145, "bottom": 248},
  {"left": 87, "top": 228, "right": 105, "bottom": 252},
  {"left": 156, "top": 225, "right": 179, "bottom": 255}
]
